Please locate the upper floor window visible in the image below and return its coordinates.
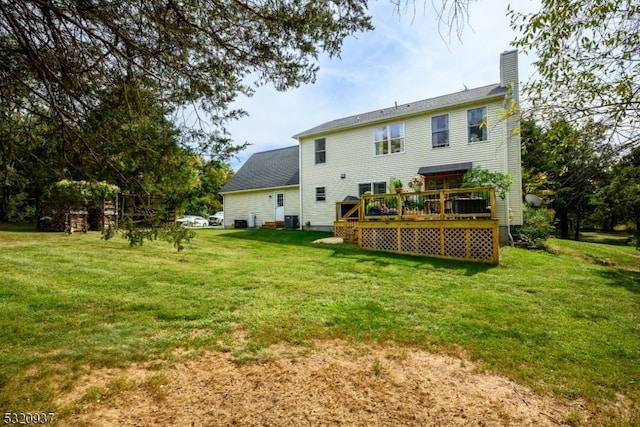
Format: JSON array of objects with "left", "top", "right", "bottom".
[
  {"left": 468, "top": 107, "right": 487, "bottom": 142},
  {"left": 314, "top": 138, "right": 326, "bottom": 164},
  {"left": 358, "top": 182, "right": 386, "bottom": 196},
  {"left": 315, "top": 186, "right": 326, "bottom": 202},
  {"left": 431, "top": 114, "right": 449, "bottom": 148},
  {"left": 374, "top": 123, "right": 404, "bottom": 156}
]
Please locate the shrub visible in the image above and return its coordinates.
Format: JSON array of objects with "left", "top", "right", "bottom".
[
  {"left": 462, "top": 167, "right": 513, "bottom": 199},
  {"left": 516, "top": 205, "right": 555, "bottom": 248}
]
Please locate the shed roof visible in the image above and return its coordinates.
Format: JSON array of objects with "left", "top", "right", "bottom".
[
  {"left": 220, "top": 145, "right": 299, "bottom": 193},
  {"left": 293, "top": 83, "right": 507, "bottom": 139}
]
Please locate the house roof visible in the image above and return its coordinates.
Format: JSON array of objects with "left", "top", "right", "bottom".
[
  {"left": 220, "top": 145, "right": 299, "bottom": 193},
  {"left": 292, "top": 83, "right": 507, "bottom": 139}
]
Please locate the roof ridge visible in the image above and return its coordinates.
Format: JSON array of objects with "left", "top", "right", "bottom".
[
  {"left": 354, "top": 82, "right": 501, "bottom": 118},
  {"left": 220, "top": 145, "right": 299, "bottom": 193},
  {"left": 293, "top": 82, "right": 506, "bottom": 139},
  {"left": 252, "top": 145, "right": 298, "bottom": 155}
]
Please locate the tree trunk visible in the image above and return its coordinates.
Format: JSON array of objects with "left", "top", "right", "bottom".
[
  {"left": 574, "top": 207, "right": 581, "bottom": 240},
  {"left": 559, "top": 209, "right": 569, "bottom": 239},
  {"left": 0, "top": 193, "right": 7, "bottom": 222},
  {"left": 0, "top": 169, "right": 9, "bottom": 222}
]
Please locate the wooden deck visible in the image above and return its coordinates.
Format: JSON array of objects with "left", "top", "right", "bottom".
[{"left": 333, "top": 187, "right": 500, "bottom": 264}]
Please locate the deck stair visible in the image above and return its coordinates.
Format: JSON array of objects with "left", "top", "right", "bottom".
[
  {"left": 340, "top": 202, "right": 361, "bottom": 242},
  {"left": 262, "top": 221, "right": 285, "bottom": 229}
]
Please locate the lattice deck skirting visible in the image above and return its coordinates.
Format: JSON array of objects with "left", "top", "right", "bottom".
[{"left": 334, "top": 220, "right": 499, "bottom": 264}]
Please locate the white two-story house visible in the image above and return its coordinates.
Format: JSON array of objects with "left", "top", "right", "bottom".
[
  {"left": 292, "top": 49, "right": 522, "bottom": 243},
  {"left": 222, "top": 50, "right": 522, "bottom": 260}
]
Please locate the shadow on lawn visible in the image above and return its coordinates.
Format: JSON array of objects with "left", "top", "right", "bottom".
[
  {"left": 579, "top": 231, "right": 635, "bottom": 246},
  {"left": 0, "top": 222, "right": 38, "bottom": 232},
  {"left": 219, "top": 228, "right": 495, "bottom": 276},
  {"left": 599, "top": 268, "right": 640, "bottom": 294},
  {"left": 327, "top": 246, "right": 495, "bottom": 276},
  {"left": 217, "top": 228, "right": 332, "bottom": 246}
]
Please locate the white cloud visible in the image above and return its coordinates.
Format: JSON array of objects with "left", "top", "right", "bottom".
[{"left": 226, "top": 0, "right": 541, "bottom": 169}]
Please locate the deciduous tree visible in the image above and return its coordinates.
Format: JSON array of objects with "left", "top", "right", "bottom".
[
  {"left": 592, "top": 148, "right": 640, "bottom": 248},
  {"left": 509, "top": 0, "right": 640, "bottom": 150},
  {"left": 521, "top": 117, "right": 615, "bottom": 239}
]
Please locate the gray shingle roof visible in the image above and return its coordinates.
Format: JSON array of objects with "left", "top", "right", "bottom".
[
  {"left": 220, "top": 145, "right": 299, "bottom": 193},
  {"left": 418, "top": 162, "right": 473, "bottom": 175},
  {"left": 292, "top": 83, "right": 507, "bottom": 139}
]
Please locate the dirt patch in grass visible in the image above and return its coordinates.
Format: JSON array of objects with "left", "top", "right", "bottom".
[
  {"left": 312, "top": 237, "right": 344, "bottom": 244},
  {"left": 59, "top": 340, "right": 590, "bottom": 426}
]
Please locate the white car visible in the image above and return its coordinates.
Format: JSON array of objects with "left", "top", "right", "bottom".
[
  {"left": 209, "top": 211, "right": 224, "bottom": 225},
  {"left": 177, "top": 216, "right": 209, "bottom": 227}
]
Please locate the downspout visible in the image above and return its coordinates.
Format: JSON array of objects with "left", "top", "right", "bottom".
[
  {"left": 503, "top": 99, "right": 514, "bottom": 244},
  {"left": 297, "top": 137, "right": 303, "bottom": 230}
]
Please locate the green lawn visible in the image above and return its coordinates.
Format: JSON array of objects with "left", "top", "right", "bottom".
[{"left": 0, "top": 224, "right": 638, "bottom": 425}]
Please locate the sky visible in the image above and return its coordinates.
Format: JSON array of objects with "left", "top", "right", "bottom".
[{"left": 225, "top": 0, "right": 542, "bottom": 170}]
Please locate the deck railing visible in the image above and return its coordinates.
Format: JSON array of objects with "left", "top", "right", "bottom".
[
  {"left": 333, "top": 187, "right": 499, "bottom": 263},
  {"left": 335, "top": 187, "right": 496, "bottom": 223}
]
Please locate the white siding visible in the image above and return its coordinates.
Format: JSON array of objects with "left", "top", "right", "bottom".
[
  {"left": 505, "top": 108, "right": 523, "bottom": 226},
  {"left": 222, "top": 186, "right": 299, "bottom": 228},
  {"left": 500, "top": 50, "right": 519, "bottom": 102},
  {"left": 299, "top": 97, "right": 523, "bottom": 228}
]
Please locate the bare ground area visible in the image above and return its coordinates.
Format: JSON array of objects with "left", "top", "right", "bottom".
[{"left": 58, "top": 340, "right": 590, "bottom": 426}]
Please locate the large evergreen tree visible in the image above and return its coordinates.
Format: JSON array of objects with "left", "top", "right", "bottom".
[
  {"left": 71, "top": 81, "right": 202, "bottom": 202},
  {"left": 0, "top": 106, "right": 59, "bottom": 222},
  {"left": 0, "top": 0, "right": 373, "bottom": 165}
]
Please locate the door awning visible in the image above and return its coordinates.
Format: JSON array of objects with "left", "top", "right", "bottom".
[{"left": 417, "top": 162, "right": 472, "bottom": 175}]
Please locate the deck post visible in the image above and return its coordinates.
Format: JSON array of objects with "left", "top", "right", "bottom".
[{"left": 493, "top": 223, "right": 501, "bottom": 263}]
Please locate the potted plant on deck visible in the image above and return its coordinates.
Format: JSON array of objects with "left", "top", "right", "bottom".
[
  {"left": 408, "top": 174, "right": 425, "bottom": 192},
  {"left": 390, "top": 177, "right": 403, "bottom": 193},
  {"left": 385, "top": 196, "right": 399, "bottom": 216},
  {"left": 366, "top": 202, "right": 380, "bottom": 216}
]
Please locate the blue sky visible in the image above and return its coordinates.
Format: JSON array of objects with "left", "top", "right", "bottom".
[{"left": 225, "top": 0, "right": 541, "bottom": 170}]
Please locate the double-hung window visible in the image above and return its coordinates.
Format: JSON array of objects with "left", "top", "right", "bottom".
[
  {"left": 314, "top": 138, "right": 326, "bottom": 164},
  {"left": 431, "top": 114, "right": 449, "bottom": 148},
  {"left": 468, "top": 107, "right": 487, "bottom": 142},
  {"left": 374, "top": 123, "right": 404, "bottom": 156},
  {"left": 358, "top": 182, "right": 386, "bottom": 196},
  {"left": 315, "top": 187, "right": 326, "bottom": 202}
]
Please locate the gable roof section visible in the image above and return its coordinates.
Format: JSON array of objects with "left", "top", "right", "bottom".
[
  {"left": 221, "top": 145, "right": 299, "bottom": 193},
  {"left": 293, "top": 83, "right": 507, "bottom": 139}
]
